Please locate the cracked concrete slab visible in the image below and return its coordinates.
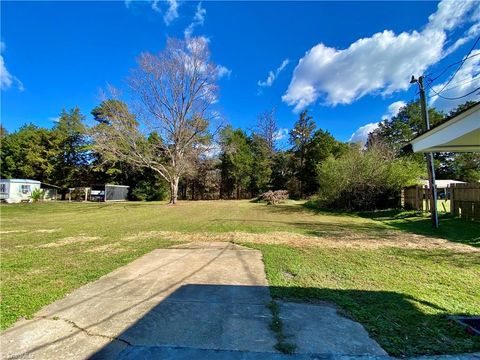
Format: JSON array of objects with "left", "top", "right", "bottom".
[
  {"left": 410, "top": 354, "right": 480, "bottom": 360},
  {"left": 1, "top": 241, "right": 391, "bottom": 360},
  {"left": 1, "top": 242, "right": 276, "bottom": 359},
  {"left": 0, "top": 317, "right": 127, "bottom": 359},
  {"left": 279, "top": 301, "right": 388, "bottom": 356},
  {"left": 117, "top": 346, "right": 393, "bottom": 359}
]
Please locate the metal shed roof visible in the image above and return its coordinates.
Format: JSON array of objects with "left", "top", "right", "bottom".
[{"left": 0, "top": 178, "right": 41, "bottom": 184}]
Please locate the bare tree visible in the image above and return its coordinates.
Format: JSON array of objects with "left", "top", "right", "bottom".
[
  {"left": 91, "top": 37, "right": 219, "bottom": 204},
  {"left": 256, "top": 108, "right": 278, "bottom": 154}
]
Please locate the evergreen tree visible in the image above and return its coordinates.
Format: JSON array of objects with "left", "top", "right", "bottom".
[
  {"left": 301, "top": 129, "right": 348, "bottom": 195},
  {"left": 219, "top": 126, "right": 253, "bottom": 199},
  {"left": 52, "top": 107, "right": 90, "bottom": 188},
  {"left": 0, "top": 124, "right": 58, "bottom": 182},
  {"left": 289, "top": 110, "right": 316, "bottom": 197},
  {"left": 249, "top": 134, "right": 272, "bottom": 196},
  {"left": 367, "top": 100, "right": 444, "bottom": 156},
  {"left": 270, "top": 151, "right": 295, "bottom": 191}
]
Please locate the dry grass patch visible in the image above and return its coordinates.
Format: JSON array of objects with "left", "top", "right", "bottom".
[
  {"left": 237, "top": 230, "right": 479, "bottom": 253},
  {"left": 38, "top": 235, "right": 100, "bottom": 248},
  {"left": 85, "top": 243, "right": 126, "bottom": 253},
  {"left": 123, "top": 230, "right": 479, "bottom": 253},
  {"left": 34, "top": 229, "right": 59, "bottom": 233},
  {"left": 1, "top": 229, "right": 58, "bottom": 234},
  {"left": 0, "top": 230, "right": 27, "bottom": 234}
]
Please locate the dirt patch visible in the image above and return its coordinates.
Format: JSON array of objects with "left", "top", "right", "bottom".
[
  {"left": 29, "top": 267, "right": 50, "bottom": 276},
  {"left": 0, "top": 230, "right": 27, "bottom": 234},
  {"left": 85, "top": 243, "right": 126, "bottom": 254},
  {"left": 1, "top": 229, "right": 58, "bottom": 234},
  {"left": 237, "top": 231, "right": 479, "bottom": 253},
  {"left": 38, "top": 235, "right": 100, "bottom": 248},
  {"left": 121, "top": 230, "right": 479, "bottom": 253}
]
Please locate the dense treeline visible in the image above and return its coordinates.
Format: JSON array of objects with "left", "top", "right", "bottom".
[
  {"left": 1, "top": 100, "right": 477, "bottom": 207},
  {"left": 0, "top": 100, "right": 353, "bottom": 201}
]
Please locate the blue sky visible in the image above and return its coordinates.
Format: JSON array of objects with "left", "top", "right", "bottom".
[{"left": 1, "top": 1, "right": 479, "bottom": 144}]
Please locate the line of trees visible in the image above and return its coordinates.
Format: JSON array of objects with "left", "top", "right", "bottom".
[
  {"left": 0, "top": 104, "right": 350, "bottom": 202},
  {"left": 3, "top": 100, "right": 477, "bottom": 208},
  {"left": 1, "top": 37, "right": 478, "bottom": 209}
]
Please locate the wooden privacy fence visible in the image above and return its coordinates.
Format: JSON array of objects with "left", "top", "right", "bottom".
[
  {"left": 450, "top": 183, "right": 480, "bottom": 220},
  {"left": 402, "top": 185, "right": 432, "bottom": 212},
  {"left": 403, "top": 183, "right": 480, "bottom": 220}
]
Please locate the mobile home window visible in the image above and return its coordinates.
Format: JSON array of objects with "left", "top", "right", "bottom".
[
  {"left": 21, "top": 185, "right": 31, "bottom": 194},
  {"left": 0, "top": 184, "right": 6, "bottom": 193}
]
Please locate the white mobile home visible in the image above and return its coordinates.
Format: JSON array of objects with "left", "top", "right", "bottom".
[{"left": 0, "top": 179, "right": 41, "bottom": 203}]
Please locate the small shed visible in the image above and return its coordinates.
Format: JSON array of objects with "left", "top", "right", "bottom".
[
  {"left": 0, "top": 179, "right": 41, "bottom": 203},
  {"left": 419, "top": 179, "right": 466, "bottom": 199},
  {"left": 41, "top": 183, "right": 61, "bottom": 200},
  {"left": 419, "top": 179, "right": 466, "bottom": 188},
  {"left": 90, "top": 184, "right": 129, "bottom": 202}
]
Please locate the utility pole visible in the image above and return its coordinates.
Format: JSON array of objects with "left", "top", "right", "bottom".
[{"left": 411, "top": 75, "right": 439, "bottom": 228}]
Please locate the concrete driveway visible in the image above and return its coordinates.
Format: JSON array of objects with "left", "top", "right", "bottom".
[{"left": 1, "top": 242, "right": 387, "bottom": 359}]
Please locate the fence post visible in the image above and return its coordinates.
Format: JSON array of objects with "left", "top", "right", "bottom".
[{"left": 415, "top": 186, "right": 419, "bottom": 210}]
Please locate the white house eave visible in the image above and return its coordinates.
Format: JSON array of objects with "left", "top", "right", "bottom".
[{"left": 410, "top": 103, "right": 480, "bottom": 153}]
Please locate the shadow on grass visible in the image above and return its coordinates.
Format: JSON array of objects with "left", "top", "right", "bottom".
[
  {"left": 390, "top": 248, "right": 480, "bottom": 267},
  {"left": 269, "top": 202, "right": 480, "bottom": 248},
  {"left": 265, "top": 201, "right": 360, "bottom": 218},
  {"left": 359, "top": 210, "right": 480, "bottom": 248},
  {"left": 210, "top": 217, "right": 392, "bottom": 238}
]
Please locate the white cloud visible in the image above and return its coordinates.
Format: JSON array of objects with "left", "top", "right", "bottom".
[
  {"left": 125, "top": 0, "right": 179, "bottom": 25},
  {"left": 0, "top": 55, "right": 13, "bottom": 90},
  {"left": 349, "top": 100, "right": 406, "bottom": 144},
  {"left": 349, "top": 122, "right": 379, "bottom": 145},
  {"left": 201, "top": 142, "right": 221, "bottom": 159},
  {"left": 426, "top": 0, "right": 479, "bottom": 32},
  {"left": 429, "top": 49, "right": 480, "bottom": 112},
  {"left": 150, "top": 0, "right": 161, "bottom": 12},
  {"left": 216, "top": 65, "right": 231, "bottom": 79},
  {"left": 444, "top": 23, "right": 480, "bottom": 57},
  {"left": 382, "top": 100, "right": 406, "bottom": 120},
  {"left": 163, "top": 0, "right": 179, "bottom": 25},
  {"left": 273, "top": 128, "right": 289, "bottom": 141},
  {"left": 283, "top": 0, "right": 479, "bottom": 111},
  {"left": 258, "top": 58, "right": 290, "bottom": 87},
  {"left": 49, "top": 117, "right": 60, "bottom": 123},
  {"left": 185, "top": 2, "right": 206, "bottom": 38},
  {"left": 1, "top": 41, "right": 23, "bottom": 92}
]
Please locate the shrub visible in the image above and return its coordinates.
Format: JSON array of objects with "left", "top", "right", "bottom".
[
  {"left": 30, "top": 188, "right": 45, "bottom": 202},
  {"left": 316, "top": 144, "right": 424, "bottom": 211},
  {"left": 260, "top": 190, "right": 289, "bottom": 205}
]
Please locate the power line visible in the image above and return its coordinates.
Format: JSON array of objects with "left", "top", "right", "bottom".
[
  {"left": 426, "top": 53, "right": 480, "bottom": 82},
  {"left": 433, "top": 36, "right": 480, "bottom": 94},
  {"left": 428, "top": 82, "right": 480, "bottom": 100},
  {"left": 442, "top": 77, "right": 479, "bottom": 92}
]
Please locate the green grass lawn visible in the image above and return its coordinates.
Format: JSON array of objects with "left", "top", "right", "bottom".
[
  {"left": 416, "top": 199, "right": 451, "bottom": 213},
  {"left": 251, "top": 244, "right": 480, "bottom": 357},
  {"left": 1, "top": 200, "right": 479, "bottom": 356}
]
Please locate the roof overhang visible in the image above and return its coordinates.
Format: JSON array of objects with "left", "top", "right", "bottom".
[{"left": 408, "top": 102, "right": 480, "bottom": 153}]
